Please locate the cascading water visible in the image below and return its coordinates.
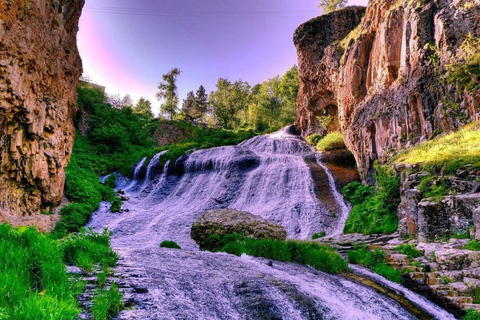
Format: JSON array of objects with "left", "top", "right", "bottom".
[{"left": 88, "top": 126, "right": 457, "bottom": 320}]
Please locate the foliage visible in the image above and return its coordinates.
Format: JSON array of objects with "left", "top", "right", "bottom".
[
  {"left": 318, "top": 0, "right": 347, "bottom": 13},
  {"left": 445, "top": 34, "right": 480, "bottom": 93},
  {"left": 208, "top": 65, "right": 299, "bottom": 131},
  {"left": 316, "top": 132, "right": 346, "bottom": 152},
  {"left": 157, "top": 68, "right": 182, "bottom": 120},
  {"left": 347, "top": 245, "right": 402, "bottom": 283},
  {"left": 465, "top": 309, "right": 480, "bottom": 320},
  {"left": 343, "top": 165, "right": 400, "bottom": 235},
  {"left": 394, "top": 244, "right": 422, "bottom": 259},
  {"left": 0, "top": 224, "right": 81, "bottom": 319},
  {"left": 394, "top": 121, "right": 480, "bottom": 174},
  {"left": 202, "top": 233, "right": 348, "bottom": 274},
  {"left": 60, "top": 228, "right": 119, "bottom": 272},
  {"left": 181, "top": 86, "right": 210, "bottom": 124},
  {"left": 306, "top": 133, "right": 322, "bottom": 146},
  {"left": 133, "top": 97, "right": 154, "bottom": 119},
  {"left": 160, "top": 240, "right": 181, "bottom": 249},
  {"left": 92, "top": 283, "right": 123, "bottom": 320},
  {"left": 56, "top": 82, "right": 158, "bottom": 236},
  {"left": 465, "top": 240, "right": 480, "bottom": 251},
  {"left": 104, "top": 174, "right": 117, "bottom": 189},
  {"left": 312, "top": 231, "right": 326, "bottom": 239}
]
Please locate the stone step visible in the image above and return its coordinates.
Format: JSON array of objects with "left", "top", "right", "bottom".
[
  {"left": 463, "top": 304, "right": 480, "bottom": 312},
  {"left": 446, "top": 296, "right": 474, "bottom": 305}
]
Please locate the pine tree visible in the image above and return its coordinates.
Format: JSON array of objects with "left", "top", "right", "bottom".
[
  {"left": 133, "top": 97, "right": 154, "bottom": 119},
  {"left": 181, "top": 91, "right": 197, "bottom": 122},
  {"left": 195, "top": 85, "right": 209, "bottom": 124}
]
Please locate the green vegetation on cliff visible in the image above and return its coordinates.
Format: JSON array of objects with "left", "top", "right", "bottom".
[
  {"left": 202, "top": 233, "right": 348, "bottom": 274},
  {"left": 347, "top": 245, "right": 402, "bottom": 283},
  {"left": 343, "top": 166, "right": 400, "bottom": 235}
]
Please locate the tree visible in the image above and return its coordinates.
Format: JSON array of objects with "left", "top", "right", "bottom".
[
  {"left": 195, "top": 85, "right": 209, "bottom": 124},
  {"left": 181, "top": 91, "right": 197, "bottom": 122},
  {"left": 279, "top": 65, "right": 299, "bottom": 124},
  {"left": 156, "top": 68, "right": 182, "bottom": 120},
  {"left": 108, "top": 94, "right": 123, "bottom": 109},
  {"left": 122, "top": 94, "right": 134, "bottom": 109},
  {"left": 133, "top": 97, "right": 154, "bottom": 119},
  {"left": 318, "top": 0, "right": 347, "bottom": 13}
]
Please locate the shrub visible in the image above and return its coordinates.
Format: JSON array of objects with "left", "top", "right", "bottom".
[
  {"left": 312, "top": 231, "right": 326, "bottom": 239},
  {"left": 160, "top": 240, "right": 181, "bottom": 249},
  {"left": 92, "top": 283, "right": 123, "bottom": 320},
  {"left": 202, "top": 233, "right": 348, "bottom": 274},
  {"left": 316, "top": 132, "right": 345, "bottom": 152},
  {"left": 306, "top": 133, "right": 322, "bottom": 145},
  {"left": 394, "top": 244, "right": 422, "bottom": 259},
  {"left": 343, "top": 165, "right": 400, "bottom": 235},
  {"left": 104, "top": 174, "right": 117, "bottom": 189}
]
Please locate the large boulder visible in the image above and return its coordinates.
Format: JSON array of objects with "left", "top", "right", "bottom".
[{"left": 191, "top": 209, "right": 287, "bottom": 247}]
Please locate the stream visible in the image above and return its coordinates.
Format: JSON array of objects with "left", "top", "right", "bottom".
[{"left": 88, "top": 126, "right": 457, "bottom": 320}]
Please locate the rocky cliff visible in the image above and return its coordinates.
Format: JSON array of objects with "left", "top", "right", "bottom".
[
  {"left": 0, "top": 0, "right": 84, "bottom": 229},
  {"left": 295, "top": 0, "right": 480, "bottom": 181}
]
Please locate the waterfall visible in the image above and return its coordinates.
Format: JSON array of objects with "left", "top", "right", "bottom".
[
  {"left": 88, "top": 127, "right": 458, "bottom": 320},
  {"left": 124, "top": 157, "right": 146, "bottom": 191}
]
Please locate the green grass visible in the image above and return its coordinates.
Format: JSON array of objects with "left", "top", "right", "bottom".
[
  {"left": 60, "top": 228, "right": 119, "bottom": 272},
  {"left": 394, "top": 244, "right": 422, "bottom": 259},
  {"left": 465, "top": 240, "right": 480, "bottom": 251},
  {"left": 0, "top": 224, "right": 81, "bottom": 319},
  {"left": 92, "top": 283, "right": 123, "bottom": 320},
  {"left": 202, "top": 233, "right": 348, "bottom": 274},
  {"left": 465, "top": 309, "right": 480, "bottom": 320},
  {"left": 347, "top": 245, "right": 402, "bottom": 283},
  {"left": 394, "top": 122, "right": 480, "bottom": 174},
  {"left": 312, "top": 231, "right": 326, "bottom": 239},
  {"left": 160, "top": 240, "right": 181, "bottom": 249},
  {"left": 343, "top": 165, "right": 400, "bottom": 235},
  {"left": 316, "top": 132, "right": 346, "bottom": 152}
]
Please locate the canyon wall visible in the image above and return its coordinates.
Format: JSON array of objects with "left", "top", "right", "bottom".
[
  {"left": 295, "top": 0, "right": 480, "bottom": 181},
  {"left": 0, "top": 0, "right": 84, "bottom": 229}
]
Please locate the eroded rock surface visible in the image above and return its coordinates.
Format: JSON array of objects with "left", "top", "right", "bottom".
[
  {"left": 295, "top": 0, "right": 480, "bottom": 181},
  {"left": 0, "top": 0, "right": 84, "bottom": 229},
  {"left": 191, "top": 208, "right": 287, "bottom": 247}
]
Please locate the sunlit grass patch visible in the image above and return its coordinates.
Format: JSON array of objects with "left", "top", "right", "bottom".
[
  {"left": 316, "top": 131, "right": 346, "bottom": 152},
  {"left": 394, "top": 122, "right": 480, "bottom": 174}
]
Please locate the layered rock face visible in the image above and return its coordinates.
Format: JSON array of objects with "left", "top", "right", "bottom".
[
  {"left": 0, "top": 0, "right": 84, "bottom": 228},
  {"left": 295, "top": 0, "right": 480, "bottom": 181}
]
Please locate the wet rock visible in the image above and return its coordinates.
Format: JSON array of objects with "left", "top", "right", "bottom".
[{"left": 191, "top": 209, "right": 287, "bottom": 248}]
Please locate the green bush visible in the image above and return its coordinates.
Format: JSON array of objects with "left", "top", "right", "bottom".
[
  {"left": 343, "top": 165, "right": 400, "bottom": 235},
  {"left": 92, "top": 283, "right": 123, "bottom": 320},
  {"left": 373, "top": 263, "right": 402, "bottom": 283},
  {"left": 306, "top": 133, "right": 322, "bottom": 145},
  {"left": 104, "top": 174, "right": 117, "bottom": 189},
  {"left": 394, "top": 244, "right": 422, "bottom": 259},
  {"left": 202, "top": 233, "right": 348, "bottom": 274},
  {"left": 312, "top": 231, "right": 326, "bottom": 239},
  {"left": 316, "top": 132, "right": 345, "bottom": 152},
  {"left": 160, "top": 240, "right": 181, "bottom": 249}
]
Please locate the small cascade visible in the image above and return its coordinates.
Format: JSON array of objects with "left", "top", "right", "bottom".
[
  {"left": 124, "top": 157, "right": 146, "bottom": 191},
  {"left": 315, "top": 154, "right": 351, "bottom": 236}
]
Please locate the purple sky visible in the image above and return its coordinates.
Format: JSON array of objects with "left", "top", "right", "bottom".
[{"left": 78, "top": 0, "right": 368, "bottom": 115}]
